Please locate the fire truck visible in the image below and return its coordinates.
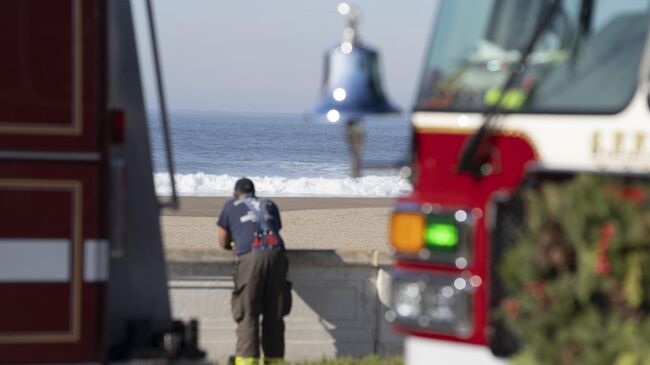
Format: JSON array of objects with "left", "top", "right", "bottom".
[
  {"left": 379, "top": 0, "right": 650, "bottom": 364},
  {"left": 0, "top": 1, "right": 201, "bottom": 363}
]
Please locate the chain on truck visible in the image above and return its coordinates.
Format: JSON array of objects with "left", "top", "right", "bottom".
[
  {"left": 0, "top": 1, "right": 205, "bottom": 363},
  {"left": 312, "top": 0, "right": 650, "bottom": 364}
]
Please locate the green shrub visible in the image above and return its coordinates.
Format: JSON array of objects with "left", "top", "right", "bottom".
[{"left": 498, "top": 175, "right": 650, "bottom": 365}]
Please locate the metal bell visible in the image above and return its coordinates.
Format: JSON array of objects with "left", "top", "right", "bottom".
[{"left": 313, "top": 3, "right": 399, "bottom": 122}]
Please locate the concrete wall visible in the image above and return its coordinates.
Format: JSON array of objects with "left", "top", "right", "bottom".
[{"left": 166, "top": 248, "right": 403, "bottom": 363}]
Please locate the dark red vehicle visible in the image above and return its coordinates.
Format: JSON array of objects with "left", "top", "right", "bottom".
[{"left": 0, "top": 1, "right": 192, "bottom": 363}]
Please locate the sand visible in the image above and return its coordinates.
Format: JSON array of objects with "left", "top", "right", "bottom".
[{"left": 161, "top": 197, "right": 395, "bottom": 252}]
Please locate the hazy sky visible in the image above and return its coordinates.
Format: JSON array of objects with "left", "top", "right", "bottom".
[{"left": 131, "top": 1, "right": 437, "bottom": 113}]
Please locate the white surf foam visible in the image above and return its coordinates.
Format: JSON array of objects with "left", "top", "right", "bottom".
[{"left": 154, "top": 172, "right": 412, "bottom": 197}]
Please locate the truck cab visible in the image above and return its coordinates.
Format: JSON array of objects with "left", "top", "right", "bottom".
[{"left": 386, "top": 1, "right": 650, "bottom": 363}]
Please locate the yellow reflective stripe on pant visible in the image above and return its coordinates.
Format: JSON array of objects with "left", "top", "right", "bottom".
[{"left": 235, "top": 356, "right": 259, "bottom": 365}]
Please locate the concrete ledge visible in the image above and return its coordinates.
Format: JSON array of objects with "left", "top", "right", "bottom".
[
  {"left": 166, "top": 247, "right": 393, "bottom": 267},
  {"left": 165, "top": 247, "right": 402, "bottom": 363}
]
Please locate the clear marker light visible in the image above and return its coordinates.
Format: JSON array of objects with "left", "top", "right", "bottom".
[
  {"left": 470, "top": 275, "right": 483, "bottom": 288},
  {"left": 337, "top": 2, "right": 351, "bottom": 15},
  {"left": 455, "top": 257, "right": 468, "bottom": 269},
  {"left": 333, "top": 88, "right": 347, "bottom": 101},
  {"left": 395, "top": 282, "right": 422, "bottom": 318},
  {"left": 326, "top": 109, "right": 340, "bottom": 123},
  {"left": 406, "top": 283, "right": 420, "bottom": 298},
  {"left": 457, "top": 114, "right": 470, "bottom": 127},
  {"left": 454, "top": 278, "right": 467, "bottom": 290},
  {"left": 441, "top": 286, "right": 454, "bottom": 298},
  {"left": 341, "top": 42, "right": 353, "bottom": 54},
  {"left": 454, "top": 210, "right": 468, "bottom": 222}
]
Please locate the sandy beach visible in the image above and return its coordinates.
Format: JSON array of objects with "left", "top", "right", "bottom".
[{"left": 161, "top": 196, "right": 395, "bottom": 252}]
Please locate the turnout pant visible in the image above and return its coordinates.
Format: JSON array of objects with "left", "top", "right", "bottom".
[{"left": 231, "top": 249, "right": 289, "bottom": 361}]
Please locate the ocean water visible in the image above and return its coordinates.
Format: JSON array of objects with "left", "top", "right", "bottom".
[{"left": 148, "top": 110, "right": 413, "bottom": 196}]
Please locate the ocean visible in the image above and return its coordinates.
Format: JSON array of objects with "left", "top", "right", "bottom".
[{"left": 149, "top": 110, "right": 413, "bottom": 197}]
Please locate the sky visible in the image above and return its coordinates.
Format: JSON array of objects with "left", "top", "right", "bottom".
[{"left": 131, "top": 0, "right": 437, "bottom": 114}]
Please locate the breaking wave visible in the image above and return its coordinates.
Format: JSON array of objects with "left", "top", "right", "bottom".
[{"left": 154, "top": 172, "right": 412, "bottom": 197}]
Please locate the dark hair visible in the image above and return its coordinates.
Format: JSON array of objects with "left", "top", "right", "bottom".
[{"left": 234, "top": 177, "right": 255, "bottom": 195}]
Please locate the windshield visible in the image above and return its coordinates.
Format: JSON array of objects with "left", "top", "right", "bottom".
[{"left": 416, "top": 0, "right": 650, "bottom": 114}]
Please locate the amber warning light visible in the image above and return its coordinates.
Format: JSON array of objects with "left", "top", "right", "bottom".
[
  {"left": 390, "top": 207, "right": 473, "bottom": 266},
  {"left": 391, "top": 214, "right": 460, "bottom": 251},
  {"left": 390, "top": 212, "right": 425, "bottom": 254}
]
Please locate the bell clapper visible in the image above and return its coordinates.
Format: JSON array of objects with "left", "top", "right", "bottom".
[{"left": 345, "top": 118, "right": 365, "bottom": 178}]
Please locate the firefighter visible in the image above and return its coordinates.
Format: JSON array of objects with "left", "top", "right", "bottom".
[{"left": 217, "top": 178, "right": 290, "bottom": 365}]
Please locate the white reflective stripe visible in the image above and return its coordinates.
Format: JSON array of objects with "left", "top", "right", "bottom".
[
  {"left": 0, "top": 239, "right": 70, "bottom": 282},
  {"left": 406, "top": 336, "right": 509, "bottom": 365},
  {"left": 84, "top": 239, "right": 109, "bottom": 282}
]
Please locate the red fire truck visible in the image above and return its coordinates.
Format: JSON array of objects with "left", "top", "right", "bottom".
[
  {"left": 381, "top": 0, "right": 650, "bottom": 364},
  {"left": 0, "top": 1, "right": 200, "bottom": 363}
]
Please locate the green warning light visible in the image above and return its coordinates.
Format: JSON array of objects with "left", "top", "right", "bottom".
[{"left": 424, "top": 222, "right": 459, "bottom": 249}]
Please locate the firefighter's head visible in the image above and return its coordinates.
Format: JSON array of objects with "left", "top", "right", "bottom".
[{"left": 234, "top": 177, "right": 255, "bottom": 197}]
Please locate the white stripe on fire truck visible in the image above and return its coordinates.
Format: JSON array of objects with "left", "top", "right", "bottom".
[
  {"left": 83, "top": 239, "right": 109, "bottom": 282},
  {"left": 0, "top": 239, "right": 70, "bottom": 282},
  {"left": 0, "top": 239, "right": 109, "bottom": 282}
]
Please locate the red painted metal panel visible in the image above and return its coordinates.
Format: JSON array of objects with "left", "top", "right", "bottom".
[
  {"left": 0, "top": 162, "right": 99, "bottom": 236},
  {"left": 0, "top": 0, "right": 98, "bottom": 151},
  {"left": 0, "top": 177, "right": 80, "bottom": 347},
  {"left": 0, "top": 283, "right": 106, "bottom": 363},
  {"left": 0, "top": 0, "right": 107, "bottom": 361},
  {"left": 0, "top": 284, "right": 71, "bottom": 332},
  {"left": 0, "top": 1, "right": 72, "bottom": 126},
  {"left": 0, "top": 164, "right": 105, "bottom": 362},
  {"left": 396, "top": 130, "right": 537, "bottom": 345},
  {"left": 0, "top": 190, "right": 72, "bottom": 237}
]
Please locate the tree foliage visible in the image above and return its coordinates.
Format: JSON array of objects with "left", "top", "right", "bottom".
[{"left": 498, "top": 175, "right": 650, "bottom": 365}]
